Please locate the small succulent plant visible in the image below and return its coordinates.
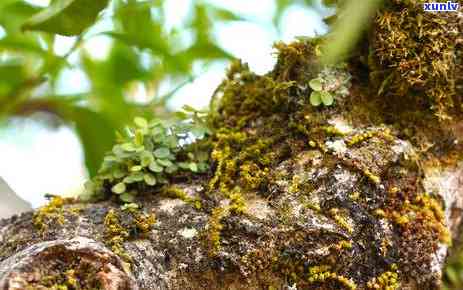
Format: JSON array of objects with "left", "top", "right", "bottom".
[
  {"left": 82, "top": 109, "right": 210, "bottom": 203},
  {"left": 309, "top": 65, "right": 352, "bottom": 107}
]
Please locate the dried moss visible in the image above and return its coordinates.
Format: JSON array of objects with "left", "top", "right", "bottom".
[{"left": 371, "top": 0, "right": 463, "bottom": 119}]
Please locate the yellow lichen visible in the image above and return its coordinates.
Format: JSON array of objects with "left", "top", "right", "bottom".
[
  {"left": 329, "top": 208, "right": 354, "bottom": 234},
  {"left": 33, "top": 196, "right": 75, "bottom": 233},
  {"left": 366, "top": 265, "right": 400, "bottom": 290},
  {"left": 307, "top": 265, "right": 357, "bottom": 290},
  {"left": 103, "top": 207, "right": 156, "bottom": 263}
]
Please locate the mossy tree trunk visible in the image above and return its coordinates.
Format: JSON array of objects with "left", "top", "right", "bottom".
[{"left": 1, "top": 1, "right": 462, "bottom": 289}]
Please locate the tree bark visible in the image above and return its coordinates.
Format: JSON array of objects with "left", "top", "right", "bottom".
[{"left": 1, "top": 1, "right": 463, "bottom": 289}]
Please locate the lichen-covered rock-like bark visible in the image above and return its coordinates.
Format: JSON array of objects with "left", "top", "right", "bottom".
[
  {"left": 0, "top": 123, "right": 462, "bottom": 289},
  {"left": 1, "top": 1, "right": 463, "bottom": 289}
]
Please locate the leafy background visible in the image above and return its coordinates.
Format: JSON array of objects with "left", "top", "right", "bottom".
[{"left": 0, "top": 0, "right": 331, "bottom": 206}]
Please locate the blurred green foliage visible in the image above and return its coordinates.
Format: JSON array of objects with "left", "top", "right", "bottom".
[{"left": 0, "top": 0, "right": 315, "bottom": 177}]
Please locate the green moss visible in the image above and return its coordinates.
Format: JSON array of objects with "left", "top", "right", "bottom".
[{"left": 103, "top": 207, "right": 156, "bottom": 263}]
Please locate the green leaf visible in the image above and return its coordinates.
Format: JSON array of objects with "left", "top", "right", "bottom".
[
  {"left": 121, "top": 143, "right": 136, "bottom": 152},
  {"left": 123, "top": 172, "right": 144, "bottom": 183},
  {"left": 189, "top": 162, "right": 198, "bottom": 172},
  {"left": 120, "top": 192, "right": 135, "bottom": 203},
  {"left": 210, "top": 6, "right": 245, "bottom": 22},
  {"left": 112, "top": 168, "right": 125, "bottom": 179},
  {"left": 22, "top": 0, "right": 109, "bottom": 36},
  {"left": 321, "top": 91, "right": 334, "bottom": 106},
  {"left": 310, "top": 91, "right": 322, "bottom": 106},
  {"left": 148, "top": 161, "right": 163, "bottom": 173},
  {"left": 154, "top": 147, "right": 170, "bottom": 159},
  {"left": 165, "top": 164, "right": 178, "bottom": 174},
  {"left": 309, "top": 78, "right": 323, "bottom": 91},
  {"left": 111, "top": 182, "right": 126, "bottom": 194},
  {"left": 134, "top": 116, "right": 148, "bottom": 128},
  {"left": 130, "top": 165, "right": 143, "bottom": 172},
  {"left": 156, "top": 158, "right": 173, "bottom": 167},
  {"left": 178, "top": 162, "right": 190, "bottom": 170},
  {"left": 71, "top": 107, "right": 115, "bottom": 177},
  {"left": 320, "top": 0, "right": 383, "bottom": 65},
  {"left": 143, "top": 173, "right": 156, "bottom": 186},
  {"left": 140, "top": 151, "right": 154, "bottom": 167}
]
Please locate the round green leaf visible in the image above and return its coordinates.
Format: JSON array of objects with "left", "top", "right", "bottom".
[
  {"left": 134, "top": 117, "right": 148, "bottom": 128},
  {"left": 165, "top": 164, "right": 178, "bottom": 174},
  {"left": 149, "top": 161, "right": 163, "bottom": 173},
  {"left": 130, "top": 165, "right": 143, "bottom": 172},
  {"left": 321, "top": 91, "right": 334, "bottom": 106},
  {"left": 112, "top": 168, "right": 125, "bottom": 179},
  {"left": 154, "top": 147, "right": 170, "bottom": 158},
  {"left": 140, "top": 151, "right": 154, "bottom": 167},
  {"left": 144, "top": 173, "right": 157, "bottom": 186},
  {"left": 157, "top": 158, "right": 173, "bottom": 167},
  {"left": 120, "top": 192, "right": 135, "bottom": 203},
  {"left": 310, "top": 91, "right": 322, "bottom": 106},
  {"left": 123, "top": 172, "right": 144, "bottom": 183},
  {"left": 111, "top": 182, "right": 126, "bottom": 194},
  {"left": 121, "top": 143, "right": 136, "bottom": 152},
  {"left": 178, "top": 162, "right": 190, "bottom": 169},
  {"left": 189, "top": 162, "right": 198, "bottom": 172},
  {"left": 309, "top": 78, "right": 323, "bottom": 91}
]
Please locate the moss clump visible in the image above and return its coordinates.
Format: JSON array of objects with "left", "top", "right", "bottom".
[
  {"left": 371, "top": 0, "right": 463, "bottom": 119},
  {"left": 345, "top": 128, "right": 393, "bottom": 147},
  {"left": 103, "top": 209, "right": 131, "bottom": 262},
  {"left": 204, "top": 206, "right": 228, "bottom": 256},
  {"left": 33, "top": 196, "right": 77, "bottom": 234},
  {"left": 103, "top": 206, "right": 156, "bottom": 262}
]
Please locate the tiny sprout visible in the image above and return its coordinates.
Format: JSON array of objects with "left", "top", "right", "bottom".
[
  {"left": 308, "top": 64, "right": 351, "bottom": 107},
  {"left": 310, "top": 91, "right": 323, "bottom": 106},
  {"left": 309, "top": 78, "right": 323, "bottom": 91},
  {"left": 120, "top": 192, "right": 135, "bottom": 203},
  {"left": 310, "top": 91, "right": 334, "bottom": 106}
]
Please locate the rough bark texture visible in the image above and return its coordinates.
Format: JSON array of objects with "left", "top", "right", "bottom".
[{"left": 1, "top": 1, "right": 463, "bottom": 289}]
